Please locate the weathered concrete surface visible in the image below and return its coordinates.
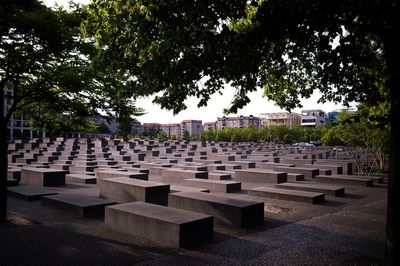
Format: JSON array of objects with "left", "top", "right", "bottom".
[
  {"left": 249, "top": 187, "right": 325, "bottom": 204},
  {"left": 316, "top": 175, "right": 373, "bottom": 187},
  {"left": 181, "top": 178, "right": 241, "bottom": 193},
  {"left": 2, "top": 175, "right": 387, "bottom": 266},
  {"left": 169, "top": 191, "right": 264, "bottom": 227},
  {"left": 21, "top": 167, "right": 67, "bottom": 186},
  {"left": 235, "top": 169, "right": 287, "bottom": 184},
  {"left": 276, "top": 182, "right": 345, "bottom": 197},
  {"left": 99, "top": 177, "right": 170, "bottom": 205},
  {"left": 41, "top": 193, "right": 115, "bottom": 217},
  {"left": 105, "top": 202, "right": 213, "bottom": 248}
]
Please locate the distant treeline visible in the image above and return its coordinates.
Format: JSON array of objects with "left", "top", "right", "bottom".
[{"left": 200, "top": 125, "right": 328, "bottom": 143}]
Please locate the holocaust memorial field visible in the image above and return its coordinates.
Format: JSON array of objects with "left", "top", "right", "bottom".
[{"left": 3, "top": 138, "right": 387, "bottom": 265}]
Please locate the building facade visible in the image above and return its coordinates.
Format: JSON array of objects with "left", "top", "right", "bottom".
[
  {"left": 259, "top": 112, "right": 302, "bottom": 128},
  {"left": 216, "top": 115, "right": 260, "bottom": 129},
  {"left": 203, "top": 121, "right": 217, "bottom": 131},
  {"left": 328, "top": 111, "right": 339, "bottom": 126},
  {"left": 4, "top": 88, "right": 44, "bottom": 140},
  {"left": 301, "top": 109, "right": 328, "bottom": 127},
  {"left": 181, "top": 120, "right": 203, "bottom": 137},
  {"left": 142, "top": 123, "right": 161, "bottom": 136},
  {"left": 131, "top": 121, "right": 144, "bottom": 135},
  {"left": 160, "top": 123, "right": 181, "bottom": 138}
]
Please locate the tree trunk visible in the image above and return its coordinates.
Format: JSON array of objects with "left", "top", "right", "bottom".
[
  {"left": 0, "top": 85, "right": 8, "bottom": 222},
  {"left": 385, "top": 39, "right": 400, "bottom": 265}
]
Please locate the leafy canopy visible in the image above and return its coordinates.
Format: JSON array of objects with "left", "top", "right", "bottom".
[
  {"left": 83, "top": 0, "right": 390, "bottom": 114},
  {"left": 0, "top": 0, "right": 144, "bottom": 128}
]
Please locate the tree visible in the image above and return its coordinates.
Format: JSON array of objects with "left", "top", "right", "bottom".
[
  {"left": 84, "top": 1, "right": 399, "bottom": 263},
  {"left": 322, "top": 106, "right": 389, "bottom": 174},
  {"left": 0, "top": 0, "right": 142, "bottom": 222},
  {"left": 26, "top": 105, "right": 102, "bottom": 137},
  {"left": 156, "top": 131, "right": 167, "bottom": 139},
  {"left": 182, "top": 130, "right": 190, "bottom": 141}
]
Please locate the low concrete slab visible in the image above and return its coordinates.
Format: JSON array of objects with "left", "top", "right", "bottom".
[
  {"left": 169, "top": 185, "right": 210, "bottom": 193},
  {"left": 7, "top": 168, "right": 21, "bottom": 181},
  {"left": 233, "top": 161, "right": 256, "bottom": 169},
  {"left": 7, "top": 185, "right": 58, "bottom": 201},
  {"left": 274, "top": 166, "right": 319, "bottom": 179},
  {"left": 258, "top": 162, "right": 294, "bottom": 170},
  {"left": 206, "top": 164, "right": 226, "bottom": 171},
  {"left": 224, "top": 164, "right": 241, "bottom": 170},
  {"left": 69, "top": 165, "right": 98, "bottom": 172},
  {"left": 276, "top": 182, "right": 345, "bottom": 196},
  {"left": 105, "top": 202, "right": 213, "bottom": 248},
  {"left": 169, "top": 191, "right": 264, "bottom": 227},
  {"left": 287, "top": 173, "right": 305, "bottom": 181},
  {"left": 161, "top": 169, "right": 208, "bottom": 182},
  {"left": 318, "top": 169, "right": 332, "bottom": 175},
  {"left": 249, "top": 187, "right": 325, "bottom": 204},
  {"left": 21, "top": 167, "right": 67, "bottom": 186},
  {"left": 339, "top": 174, "right": 384, "bottom": 183},
  {"left": 49, "top": 164, "right": 70, "bottom": 171},
  {"left": 41, "top": 193, "right": 115, "bottom": 217},
  {"left": 315, "top": 160, "right": 354, "bottom": 175},
  {"left": 208, "top": 171, "right": 232, "bottom": 180},
  {"left": 96, "top": 170, "right": 148, "bottom": 186},
  {"left": 7, "top": 178, "right": 19, "bottom": 187},
  {"left": 304, "top": 163, "right": 343, "bottom": 175},
  {"left": 181, "top": 179, "right": 241, "bottom": 193},
  {"left": 235, "top": 169, "right": 287, "bottom": 184},
  {"left": 99, "top": 177, "right": 170, "bottom": 205},
  {"left": 97, "top": 160, "right": 118, "bottom": 166},
  {"left": 316, "top": 175, "right": 373, "bottom": 187},
  {"left": 66, "top": 174, "right": 96, "bottom": 184},
  {"left": 178, "top": 165, "right": 208, "bottom": 171}
]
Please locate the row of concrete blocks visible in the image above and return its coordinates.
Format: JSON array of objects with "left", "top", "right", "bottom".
[
  {"left": 14, "top": 164, "right": 382, "bottom": 189},
  {"left": 105, "top": 191, "right": 265, "bottom": 248}
]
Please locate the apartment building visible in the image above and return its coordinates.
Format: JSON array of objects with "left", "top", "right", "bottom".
[
  {"left": 181, "top": 120, "right": 203, "bottom": 137},
  {"left": 160, "top": 123, "right": 181, "bottom": 138},
  {"left": 131, "top": 121, "right": 144, "bottom": 135},
  {"left": 203, "top": 121, "right": 217, "bottom": 131},
  {"left": 301, "top": 109, "right": 328, "bottom": 127},
  {"left": 259, "top": 112, "right": 302, "bottom": 128},
  {"left": 216, "top": 115, "right": 260, "bottom": 129}
]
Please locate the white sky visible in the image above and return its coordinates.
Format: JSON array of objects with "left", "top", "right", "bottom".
[
  {"left": 44, "top": 0, "right": 349, "bottom": 123},
  {"left": 135, "top": 88, "right": 345, "bottom": 123}
]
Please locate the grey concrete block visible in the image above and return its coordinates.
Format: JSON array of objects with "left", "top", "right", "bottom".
[
  {"left": 161, "top": 169, "right": 208, "bottom": 182},
  {"left": 7, "top": 185, "right": 58, "bottom": 201},
  {"left": 274, "top": 166, "right": 319, "bottom": 179},
  {"left": 66, "top": 174, "right": 96, "bottom": 184},
  {"left": 276, "top": 182, "right": 345, "bottom": 196},
  {"left": 235, "top": 169, "right": 287, "bottom": 184},
  {"left": 41, "top": 193, "right": 115, "bottom": 217},
  {"left": 181, "top": 178, "right": 241, "bottom": 193},
  {"left": 249, "top": 187, "right": 325, "bottom": 204},
  {"left": 169, "top": 185, "right": 210, "bottom": 193},
  {"left": 169, "top": 191, "right": 264, "bottom": 227},
  {"left": 315, "top": 175, "right": 373, "bottom": 187},
  {"left": 100, "top": 177, "right": 170, "bottom": 205},
  {"left": 21, "top": 167, "right": 66, "bottom": 186},
  {"left": 105, "top": 202, "right": 213, "bottom": 248}
]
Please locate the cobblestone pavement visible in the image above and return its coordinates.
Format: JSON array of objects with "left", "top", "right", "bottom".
[{"left": 1, "top": 182, "right": 386, "bottom": 266}]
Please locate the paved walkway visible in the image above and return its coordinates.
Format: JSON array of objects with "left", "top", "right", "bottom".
[{"left": 1, "top": 182, "right": 387, "bottom": 265}]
